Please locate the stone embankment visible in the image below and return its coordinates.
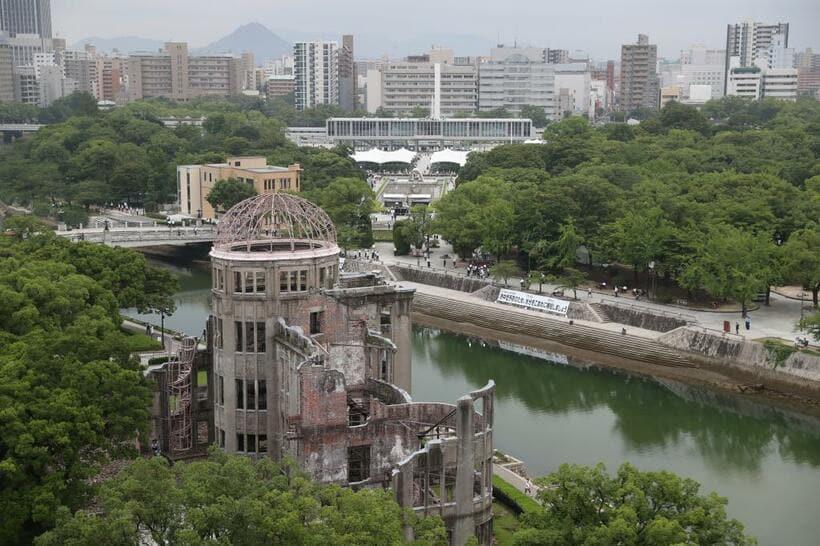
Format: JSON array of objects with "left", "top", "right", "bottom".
[
  {"left": 390, "top": 267, "right": 820, "bottom": 406},
  {"left": 660, "top": 326, "right": 820, "bottom": 387}
]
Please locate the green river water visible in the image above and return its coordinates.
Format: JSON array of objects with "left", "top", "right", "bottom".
[{"left": 124, "top": 261, "right": 820, "bottom": 546}]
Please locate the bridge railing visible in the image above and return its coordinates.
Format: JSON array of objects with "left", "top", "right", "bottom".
[{"left": 56, "top": 226, "right": 216, "bottom": 244}]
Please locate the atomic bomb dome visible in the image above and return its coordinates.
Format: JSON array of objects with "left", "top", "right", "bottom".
[{"left": 213, "top": 193, "right": 337, "bottom": 254}]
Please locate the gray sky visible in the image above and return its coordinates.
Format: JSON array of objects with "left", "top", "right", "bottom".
[{"left": 52, "top": 0, "right": 819, "bottom": 59}]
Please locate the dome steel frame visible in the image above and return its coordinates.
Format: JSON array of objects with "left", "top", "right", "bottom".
[{"left": 214, "top": 193, "right": 337, "bottom": 252}]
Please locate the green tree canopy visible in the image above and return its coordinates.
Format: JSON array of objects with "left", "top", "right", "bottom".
[
  {"left": 206, "top": 178, "right": 258, "bottom": 212},
  {"left": 35, "top": 453, "right": 447, "bottom": 546},
  {"left": 514, "top": 462, "right": 754, "bottom": 546}
]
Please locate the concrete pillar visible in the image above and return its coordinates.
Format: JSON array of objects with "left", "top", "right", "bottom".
[
  {"left": 453, "top": 396, "right": 475, "bottom": 546},
  {"left": 391, "top": 298, "right": 412, "bottom": 394}
]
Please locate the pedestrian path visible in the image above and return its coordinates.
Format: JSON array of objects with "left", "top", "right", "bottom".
[{"left": 369, "top": 241, "right": 809, "bottom": 344}]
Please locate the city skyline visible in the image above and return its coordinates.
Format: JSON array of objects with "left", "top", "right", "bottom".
[{"left": 51, "top": 0, "right": 819, "bottom": 59}]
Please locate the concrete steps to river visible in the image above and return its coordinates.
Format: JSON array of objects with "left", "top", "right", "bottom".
[
  {"left": 587, "top": 303, "right": 612, "bottom": 323},
  {"left": 412, "top": 293, "right": 697, "bottom": 369}
]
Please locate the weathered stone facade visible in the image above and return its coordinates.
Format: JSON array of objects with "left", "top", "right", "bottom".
[{"left": 154, "top": 194, "right": 495, "bottom": 545}]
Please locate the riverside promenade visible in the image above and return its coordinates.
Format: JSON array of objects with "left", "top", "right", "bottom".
[{"left": 369, "top": 241, "right": 814, "bottom": 346}]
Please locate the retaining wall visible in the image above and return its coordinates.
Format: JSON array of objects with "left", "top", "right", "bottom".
[
  {"left": 659, "top": 326, "right": 820, "bottom": 386},
  {"left": 390, "top": 265, "right": 492, "bottom": 293},
  {"left": 597, "top": 302, "right": 688, "bottom": 332}
]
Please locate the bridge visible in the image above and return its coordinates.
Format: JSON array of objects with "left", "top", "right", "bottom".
[{"left": 55, "top": 225, "right": 217, "bottom": 247}]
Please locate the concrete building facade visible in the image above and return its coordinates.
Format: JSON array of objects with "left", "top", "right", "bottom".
[
  {"left": 795, "top": 48, "right": 820, "bottom": 98},
  {"left": 293, "top": 40, "right": 339, "bottom": 110},
  {"left": 478, "top": 47, "right": 555, "bottom": 117},
  {"left": 127, "top": 42, "right": 242, "bottom": 101},
  {"left": 379, "top": 52, "right": 477, "bottom": 117},
  {"left": 177, "top": 156, "right": 302, "bottom": 220},
  {"left": 620, "top": 34, "right": 659, "bottom": 111},
  {"left": 0, "top": 0, "right": 51, "bottom": 38},
  {"left": 265, "top": 74, "right": 295, "bottom": 97},
  {"left": 152, "top": 193, "right": 497, "bottom": 545},
  {"left": 338, "top": 34, "right": 356, "bottom": 111},
  {"left": 0, "top": 41, "right": 13, "bottom": 101},
  {"left": 724, "top": 20, "right": 789, "bottom": 93},
  {"left": 726, "top": 65, "right": 798, "bottom": 100}
]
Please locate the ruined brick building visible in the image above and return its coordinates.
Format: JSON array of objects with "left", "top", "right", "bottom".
[{"left": 151, "top": 193, "right": 495, "bottom": 545}]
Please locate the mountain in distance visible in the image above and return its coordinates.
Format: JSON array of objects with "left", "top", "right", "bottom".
[
  {"left": 194, "top": 22, "right": 290, "bottom": 61},
  {"left": 71, "top": 35, "right": 165, "bottom": 53}
]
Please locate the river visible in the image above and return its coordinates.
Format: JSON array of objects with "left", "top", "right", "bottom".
[{"left": 124, "top": 261, "right": 820, "bottom": 546}]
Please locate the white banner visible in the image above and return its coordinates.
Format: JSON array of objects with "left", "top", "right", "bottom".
[{"left": 496, "top": 288, "right": 569, "bottom": 316}]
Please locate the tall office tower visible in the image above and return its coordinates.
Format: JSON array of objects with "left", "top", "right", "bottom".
[
  {"left": 293, "top": 40, "right": 339, "bottom": 110},
  {"left": 241, "top": 50, "right": 256, "bottom": 91},
  {"left": 338, "top": 34, "right": 356, "bottom": 111},
  {"left": 606, "top": 60, "right": 615, "bottom": 91},
  {"left": 0, "top": 0, "right": 51, "bottom": 38},
  {"left": 619, "top": 34, "right": 659, "bottom": 111},
  {"left": 479, "top": 47, "right": 556, "bottom": 118},
  {"left": 724, "top": 20, "right": 789, "bottom": 92},
  {"left": 678, "top": 43, "right": 726, "bottom": 100}
]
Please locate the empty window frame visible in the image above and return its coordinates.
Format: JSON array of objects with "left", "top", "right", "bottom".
[
  {"left": 309, "top": 311, "right": 323, "bottom": 335},
  {"left": 347, "top": 445, "right": 371, "bottom": 482}
]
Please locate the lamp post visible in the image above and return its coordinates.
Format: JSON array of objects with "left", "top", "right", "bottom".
[
  {"left": 160, "top": 311, "right": 165, "bottom": 350},
  {"left": 800, "top": 291, "right": 806, "bottom": 332}
]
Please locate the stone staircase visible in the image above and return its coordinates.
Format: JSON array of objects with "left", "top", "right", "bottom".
[
  {"left": 412, "top": 293, "right": 697, "bottom": 369},
  {"left": 587, "top": 303, "right": 612, "bottom": 323}
]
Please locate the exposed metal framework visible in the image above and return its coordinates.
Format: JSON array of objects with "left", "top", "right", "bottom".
[
  {"left": 214, "top": 193, "right": 337, "bottom": 251},
  {"left": 168, "top": 337, "right": 197, "bottom": 452}
]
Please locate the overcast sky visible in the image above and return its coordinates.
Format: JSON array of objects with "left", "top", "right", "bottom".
[{"left": 52, "top": 0, "right": 819, "bottom": 59}]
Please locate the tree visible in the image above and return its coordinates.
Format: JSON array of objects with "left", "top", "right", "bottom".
[
  {"left": 514, "top": 462, "right": 754, "bottom": 546},
  {"left": 318, "top": 177, "right": 375, "bottom": 250},
  {"left": 392, "top": 219, "right": 412, "bottom": 255},
  {"left": 783, "top": 226, "right": 820, "bottom": 307},
  {"left": 491, "top": 260, "right": 519, "bottom": 287},
  {"left": 206, "top": 178, "right": 258, "bottom": 212},
  {"left": 555, "top": 267, "right": 587, "bottom": 300},
  {"left": 608, "top": 207, "right": 676, "bottom": 288},
  {"left": 659, "top": 101, "right": 712, "bottom": 136},
  {"left": 800, "top": 310, "right": 820, "bottom": 341},
  {"left": 36, "top": 453, "right": 447, "bottom": 546},
  {"left": 520, "top": 104, "right": 549, "bottom": 128},
  {"left": 401, "top": 205, "right": 435, "bottom": 252},
  {"left": 680, "top": 225, "right": 775, "bottom": 316},
  {"left": 547, "top": 221, "right": 582, "bottom": 271}
]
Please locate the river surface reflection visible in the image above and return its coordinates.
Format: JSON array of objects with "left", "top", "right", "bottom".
[{"left": 124, "top": 261, "right": 820, "bottom": 546}]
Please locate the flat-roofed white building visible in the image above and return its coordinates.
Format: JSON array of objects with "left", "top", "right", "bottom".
[{"left": 326, "top": 117, "right": 532, "bottom": 150}]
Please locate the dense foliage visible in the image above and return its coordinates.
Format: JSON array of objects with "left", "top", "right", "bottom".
[
  {"left": 514, "top": 463, "right": 755, "bottom": 546},
  {"left": 206, "top": 177, "right": 258, "bottom": 212},
  {"left": 437, "top": 98, "right": 820, "bottom": 307},
  {"left": 0, "top": 222, "right": 177, "bottom": 543},
  {"left": 35, "top": 452, "right": 448, "bottom": 546},
  {"left": 0, "top": 93, "right": 374, "bottom": 244}
]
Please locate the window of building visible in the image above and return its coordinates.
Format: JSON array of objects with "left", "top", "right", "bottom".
[
  {"left": 256, "top": 322, "right": 266, "bottom": 352},
  {"left": 347, "top": 446, "right": 371, "bottom": 482},
  {"left": 247, "top": 433, "right": 257, "bottom": 453},
  {"left": 233, "top": 271, "right": 243, "bottom": 293},
  {"left": 310, "top": 311, "right": 323, "bottom": 335},
  {"left": 246, "top": 380, "right": 256, "bottom": 411},
  {"left": 258, "top": 434, "right": 267, "bottom": 452},
  {"left": 218, "top": 374, "right": 224, "bottom": 404},
  {"left": 215, "top": 318, "right": 223, "bottom": 349},
  {"left": 299, "top": 270, "right": 307, "bottom": 291},
  {"left": 245, "top": 321, "right": 255, "bottom": 352},
  {"left": 235, "top": 321, "right": 244, "bottom": 352},
  {"left": 196, "top": 370, "right": 209, "bottom": 401},
  {"left": 236, "top": 433, "right": 245, "bottom": 452},
  {"left": 236, "top": 378, "right": 244, "bottom": 409},
  {"left": 258, "top": 380, "right": 267, "bottom": 410},
  {"left": 219, "top": 428, "right": 225, "bottom": 447},
  {"left": 214, "top": 266, "right": 224, "bottom": 291}
]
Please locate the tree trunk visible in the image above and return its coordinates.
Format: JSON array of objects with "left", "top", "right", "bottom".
[
  {"left": 765, "top": 285, "right": 771, "bottom": 306},
  {"left": 741, "top": 301, "right": 748, "bottom": 318},
  {"left": 813, "top": 284, "right": 819, "bottom": 308}
]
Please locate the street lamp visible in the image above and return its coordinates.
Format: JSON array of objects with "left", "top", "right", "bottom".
[
  {"left": 160, "top": 311, "right": 165, "bottom": 350},
  {"left": 800, "top": 291, "right": 806, "bottom": 332}
]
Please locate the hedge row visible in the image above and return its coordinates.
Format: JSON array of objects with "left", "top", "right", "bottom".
[{"left": 492, "top": 474, "right": 541, "bottom": 515}]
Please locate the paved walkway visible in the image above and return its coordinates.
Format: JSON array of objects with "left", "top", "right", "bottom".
[{"left": 368, "top": 240, "right": 814, "bottom": 345}]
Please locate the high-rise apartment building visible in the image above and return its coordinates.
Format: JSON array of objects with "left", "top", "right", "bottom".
[
  {"left": 293, "top": 40, "right": 339, "bottom": 110},
  {"left": 127, "top": 42, "right": 242, "bottom": 101},
  {"left": 96, "top": 54, "right": 126, "bottom": 102},
  {"left": 619, "top": 34, "right": 659, "bottom": 111},
  {"left": 0, "top": 0, "right": 51, "bottom": 38},
  {"left": 679, "top": 43, "right": 726, "bottom": 100},
  {"left": 724, "top": 20, "right": 789, "bottom": 92},
  {"left": 338, "top": 34, "right": 356, "bottom": 111}
]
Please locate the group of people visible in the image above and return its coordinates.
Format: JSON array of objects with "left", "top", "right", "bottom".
[
  {"left": 466, "top": 264, "right": 489, "bottom": 278},
  {"left": 350, "top": 249, "right": 381, "bottom": 262}
]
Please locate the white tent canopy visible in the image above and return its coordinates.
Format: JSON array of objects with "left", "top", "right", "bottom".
[
  {"left": 430, "top": 148, "right": 469, "bottom": 167},
  {"left": 351, "top": 147, "right": 417, "bottom": 165}
]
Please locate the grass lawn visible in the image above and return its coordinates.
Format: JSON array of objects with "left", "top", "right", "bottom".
[
  {"left": 372, "top": 229, "right": 393, "bottom": 242},
  {"left": 493, "top": 501, "right": 520, "bottom": 546},
  {"left": 122, "top": 331, "right": 162, "bottom": 352}
]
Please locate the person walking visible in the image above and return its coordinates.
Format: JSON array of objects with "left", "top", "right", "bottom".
[
  {"left": 524, "top": 479, "right": 532, "bottom": 496},
  {"left": 735, "top": 322, "right": 740, "bottom": 335},
  {"left": 587, "top": 287, "right": 592, "bottom": 299},
  {"left": 745, "top": 317, "right": 751, "bottom": 331}
]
